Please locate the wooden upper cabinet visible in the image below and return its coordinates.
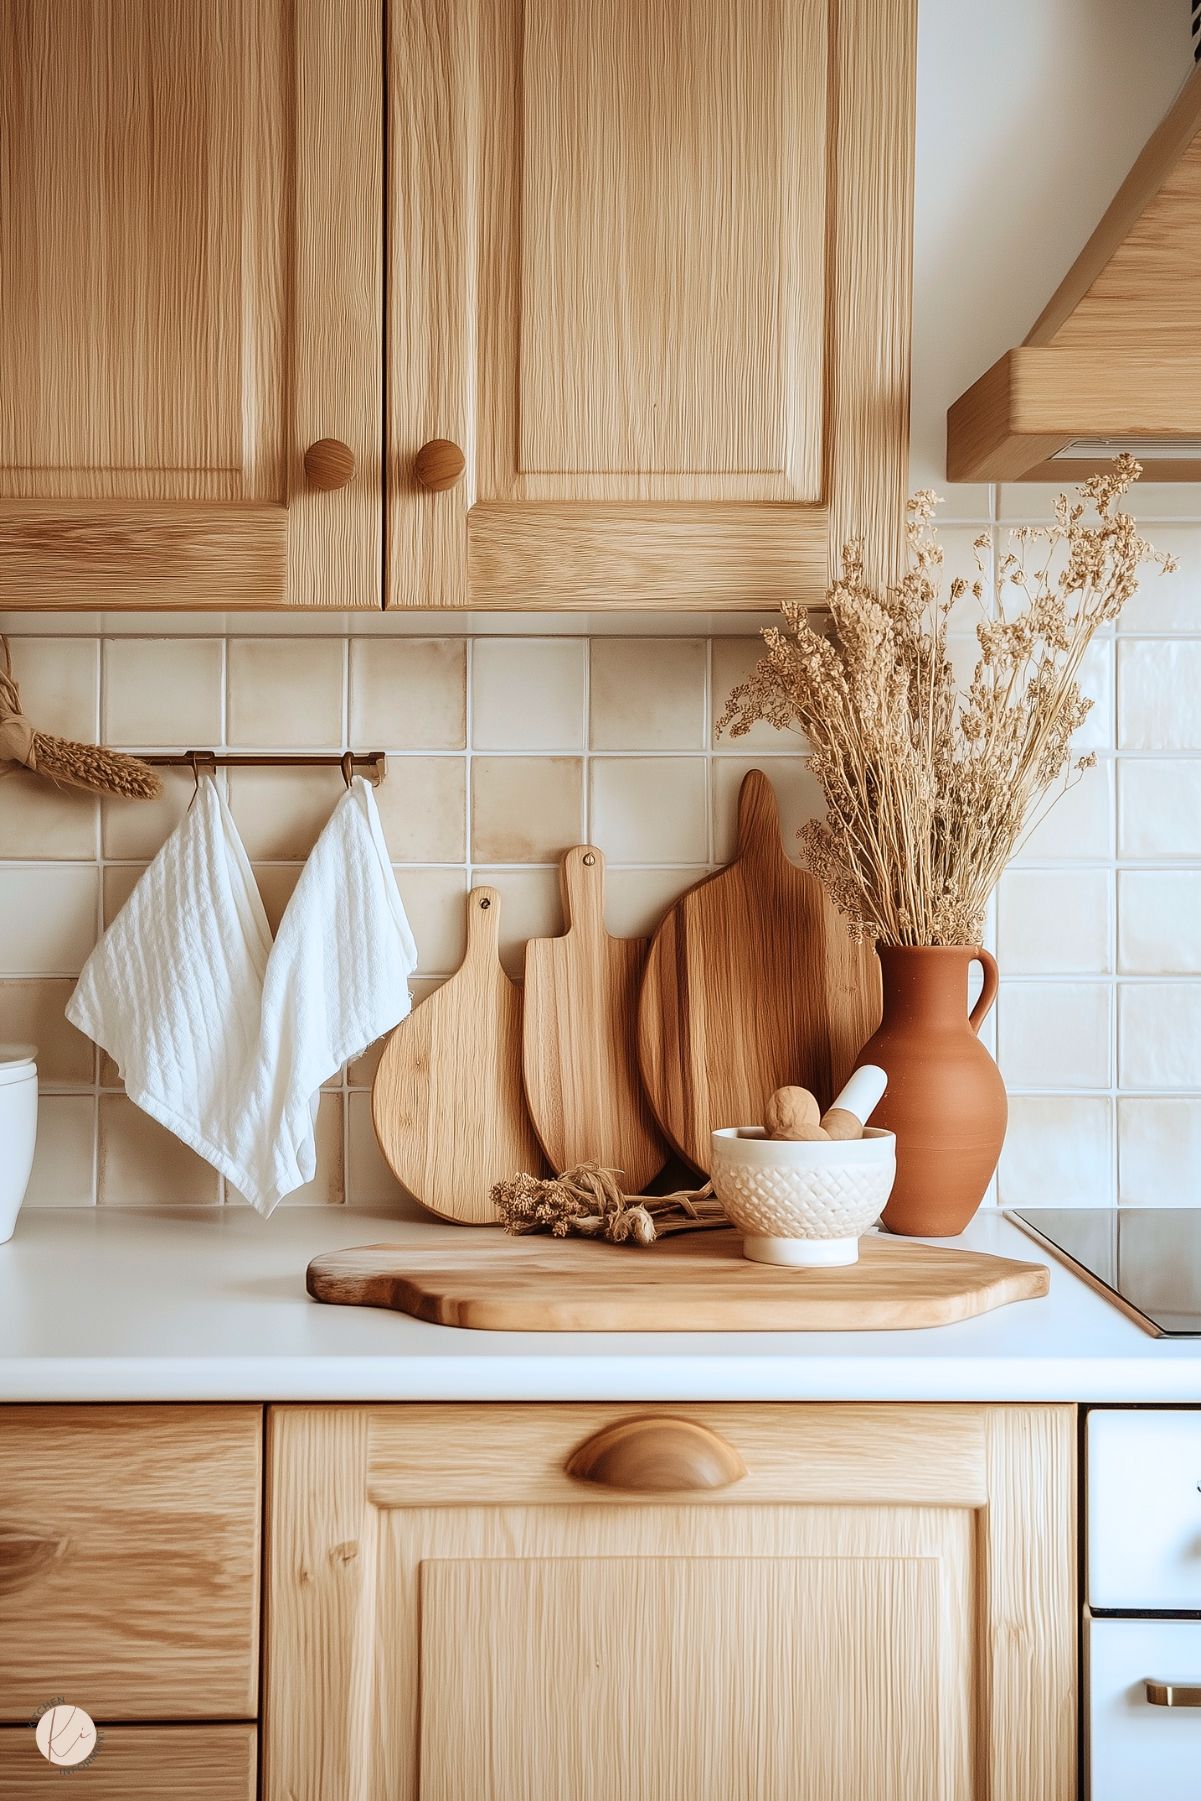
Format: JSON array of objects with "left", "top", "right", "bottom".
[
  {"left": 389, "top": 0, "right": 916, "bottom": 610},
  {"left": 0, "top": 0, "right": 381, "bottom": 609}
]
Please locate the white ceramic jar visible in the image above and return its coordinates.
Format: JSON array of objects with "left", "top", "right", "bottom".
[{"left": 0, "top": 1043, "right": 38, "bottom": 1243}]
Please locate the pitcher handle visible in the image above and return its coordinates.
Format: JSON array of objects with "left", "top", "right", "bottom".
[{"left": 968, "top": 948, "right": 999, "bottom": 1035}]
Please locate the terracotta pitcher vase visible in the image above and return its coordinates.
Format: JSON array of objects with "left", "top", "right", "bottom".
[{"left": 858, "top": 945, "right": 1006, "bottom": 1237}]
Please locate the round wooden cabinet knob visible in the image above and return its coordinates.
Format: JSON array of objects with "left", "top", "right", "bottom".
[
  {"left": 414, "top": 438, "right": 466, "bottom": 492},
  {"left": 304, "top": 439, "right": 356, "bottom": 491},
  {"left": 565, "top": 1417, "right": 748, "bottom": 1493}
]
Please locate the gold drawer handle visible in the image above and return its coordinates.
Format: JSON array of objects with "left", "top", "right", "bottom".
[
  {"left": 0, "top": 1525, "right": 67, "bottom": 1596},
  {"left": 566, "top": 1417, "right": 747, "bottom": 1493},
  {"left": 1146, "top": 1680, "right": 1201, "bottom": 1708}
]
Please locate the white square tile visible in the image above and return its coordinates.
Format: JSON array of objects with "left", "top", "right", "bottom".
[
  {"left": 1119, "top": 872, "right": 1201, "bottom": 975},
  {"left": 590, "top": 758, "right": 708, "bottom": 864},
  {"left": 471, "top": 867, "right": 563, "bottom": 978},
  {"left": 23, "top": 1094, "right": 96, "bottom": 1208},
  {"left": 391, "top": 867, "right": 468, "bottom": 975},
  {"left": 602, "top": 867, "right": 710, "bottom": 939},
  {"left": 592, "top": 639, "right": 707, "bottom": 751},
  {"left": 1075, "top": 637, "right": 1114, "bottom": 752},
  {"left": 0, "top": 978, "right": 94, "bottom": 1086},
  {"left": 1119, "top": 984, "right": 1201, "bottom": 1089},
  {"left": 0, "top": 770, "right": 98, "bottom": 860},
  {"left": 98, "top": 1095, "right": 220, "bottom": 1205},
  {"left": 102, "top": 638, "right": 224, "bottom": 747},
  {"left": 1118, "top": 526, "right": 1201, "bottom": 632},
  {"left": 0, "top": 866, "right": 98, "bottom": 976},
  {"left": 1119, "top": 641, "right": 1201, "bottom": 751},
  {"left": 227, "top": 638, "right": 344, "bottom": 748},
  {"left": 997, "top": 1095, "right": 1113, "bottom": 1208},
  {"left": 102, "top": 768, "right": 193, "bottom": 860},
  {"left": 470, "top": 757, "right": 584, "bottom": 863},
  {"left": 1118, "top": 1099, "right": 1201, "bottom": 1204},
  {"left": 348, "top": 639, "right": 466, "bottom": 748},
  {"left": 1012, "top": 760, "right": 1112, "bottom": 862},
  {"left": 997, "top": 868, "right": 1111, "bottom": 974},
  {"left": 4, "top": 638, "right": 98, "bottom": 740},
  {"left": 997, "top": 982, "right": 1111, "bottom": 1089},
  {"left": 374, "top": 757, "right": 466, "bottom": 862},
  {"left": 1118, "top": 761, "right": 1201, "bottom": 859},
  {"left": 472, "top": 639, "right": 586, "bottom": 750}
]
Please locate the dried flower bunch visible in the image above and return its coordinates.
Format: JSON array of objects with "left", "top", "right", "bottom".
[
  {"left": 492, "top": 1163, "right": 725, "bottom": 1246},
  {"left": 718, "top": 456, "right": 1173, "bottom": 945}
]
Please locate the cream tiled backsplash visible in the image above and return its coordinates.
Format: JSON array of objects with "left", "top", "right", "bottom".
[{"left": 4, "top": 516, "right": 1201, "bottom": 1212}]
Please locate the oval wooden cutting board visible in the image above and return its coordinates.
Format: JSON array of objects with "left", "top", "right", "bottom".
[
  {"left": 638, "top": 769, "right": 881, "bottom": 1175},
  {"left": 523, "top": 846, "right": 668, "bottom": 1190},
  {"left": 372, "top": 886, "right": 546, "bottom": 1224},
  {"left": 306, "top": 1230, "right": 1050, "bottom": 1332}
]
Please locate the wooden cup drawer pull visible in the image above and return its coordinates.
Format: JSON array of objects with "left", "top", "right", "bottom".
[
  {"left": 0, "top": 1523, "right": 67, "bottom": 1595},
  {"left": 566, "top": 1417, "right": 747, "bottom": 1493},
  {"left": 1146, "top": 1679, "right": 1201, "bottom": 1708},
  {"left": 304, "top": 438, "right": 356, "bottom": 490},
  {"left": 413, "top": 438, "right": 466, "bottom": 492}
]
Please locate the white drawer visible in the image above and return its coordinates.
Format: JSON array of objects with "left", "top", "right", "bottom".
[
  {"left": 1087, "top": 1617, "right": 1201, "bottom": 1801},
  {"left": 1088, "top": 1410, "right": 1201, "bottom": 1609}
]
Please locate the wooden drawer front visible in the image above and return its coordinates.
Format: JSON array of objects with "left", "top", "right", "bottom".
[
  {"left": 1087, "top": 1617, "right": 1201, "bottom": 1801},
  {"left": 0, "top": 1406, "right": 261, "bottom": 1722},
  {"left": 0, "top": 1724, "right": 256, "bottom": 1798},
  {"left": 1088, "top": 1410, "right": 1201, "bottom": 1608}
]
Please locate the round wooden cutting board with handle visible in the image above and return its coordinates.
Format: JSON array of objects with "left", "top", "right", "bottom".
[
  {"left": 637, "top": 769, "right": 881, "bottom": 1175},
  {"left": 372, "top": 886, "right": 546, "bottom": 1224},
  {"left": 522, "top": 846, "right": 668, "bottom": 1191}
]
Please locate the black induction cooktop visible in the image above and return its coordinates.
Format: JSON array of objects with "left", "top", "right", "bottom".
[{"left": 1009, "top": 1207, "right": 1201, "bottom": 1337}]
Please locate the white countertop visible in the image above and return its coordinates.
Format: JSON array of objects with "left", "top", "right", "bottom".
[{"left": 2, "top": 1205, "right": 1200, "bottom": 1404}]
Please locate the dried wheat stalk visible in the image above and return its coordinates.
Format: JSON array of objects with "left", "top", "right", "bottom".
[{"left": 718, "top": 456, "right": 1173, "bottom": 945}]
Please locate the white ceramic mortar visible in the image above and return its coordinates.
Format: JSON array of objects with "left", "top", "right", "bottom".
[{"left": 710, "top": 1125, "right": 896, "bottom": 1267}]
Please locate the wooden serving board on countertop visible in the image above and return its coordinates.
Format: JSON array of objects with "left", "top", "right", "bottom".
[
  {"left": 306, "top": 1230, "right": 1049, "bottom": 1332},
  {"left": 637, "top": 769, "right": 881, "bottom": 1176},
  {"left": 523, "top": 846, "right": 668, "bottom": 1191}
]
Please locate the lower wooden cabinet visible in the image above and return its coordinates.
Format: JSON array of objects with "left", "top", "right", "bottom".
[
  {"left": 0, "top": 1405, "right": 261, "bottom": 1724},
  {"left": 264, "top": 1403, "right": 1076, "bottom": 1801},
  {"left": 0, "top": 1724, "right": 256, "bottom": 1798}
]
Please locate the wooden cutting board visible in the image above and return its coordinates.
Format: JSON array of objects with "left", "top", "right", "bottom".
[
  {"left": 306, "top": 1230, "right": 1050, "bottom": 1332},
  {"left": 372, "top": 885, "right": 546, "bottom": 1224},
  {"left": 523, "top": 845, "right": 668, "bottom": 1190},
  {"left": 638, "top": 769, "right": 881, "bottom": 1174}
]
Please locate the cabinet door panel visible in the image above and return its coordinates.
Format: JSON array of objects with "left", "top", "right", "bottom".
[
  {"left": 0, "top": 0, "right": 380, "bottom": 608},
  {"left": 264, "top": 1403, "right": 1075, "bottom": 1801},
  {"left": 389, "top": 0, "right": 914, "bottom": 609}
]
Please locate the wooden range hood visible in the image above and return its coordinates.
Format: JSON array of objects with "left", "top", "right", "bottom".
[{"left": 947, "top": 63, "right": 1201, "bottom": 483}]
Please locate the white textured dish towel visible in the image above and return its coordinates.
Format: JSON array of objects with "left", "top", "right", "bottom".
[{"left": 68, "top": 775, "right": 416, "bottom": 1216}]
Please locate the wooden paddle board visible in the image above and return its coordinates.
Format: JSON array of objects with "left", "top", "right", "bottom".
[
  {"left": 306, "top": 1229, "right": 1050, "bottom": 1332},
  {"left": 523, "top": 846, "right": 668, "bottom": 1190},
  {"left": 638, "top": 769, "right": 881, "bottom": 1174},
  {"left": 372, "top": 885, "right": 546, "bottom": 1224}
]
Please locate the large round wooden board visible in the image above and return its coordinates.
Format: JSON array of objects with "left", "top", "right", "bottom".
[
  {"left": 637, "top": 769, "right": 881, "bottom": 1176},
  {"left": 306, "top": 1230, "right": 1049, "bottom": 1332}
]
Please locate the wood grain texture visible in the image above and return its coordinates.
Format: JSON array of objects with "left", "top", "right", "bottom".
[
  {"left": 949, "top": 63, "right": 1201, "bottom": 482},
  {"left": 0, "top": 502, "right": 287, "bottom": 609},
  {"left": 305, "top": 1228, "right": 1049, "bottom": 1333},
  {"left": 522, "top": 846, "right": 667, "bottom": 1189},
  {"left": 638, "top": 769, "right": 881, "bottom": 1174},
  {"left": 826, "top": 0, "right": 916, "bottom": 585},
  {"left": 372, "top": 887, "right": 546, "bottom": 1223},
  {"left": 947, "top": 347, "right": 1201, "bottom": 482},
  {"left": 0, "top": 1405, "right": 261, "bottom": 1722},
  {"left": 388, "top": 0, "right": 915, "bottom": 609},
  {"left": 0, "top": 0, "right": 379, "bottom": 608},
  {"left": 0, "top": 1726, "right": 256, "bottom": 1800},
  {"left": 264, "top": 1402, "right": 1074, "bottom": 1800}
]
